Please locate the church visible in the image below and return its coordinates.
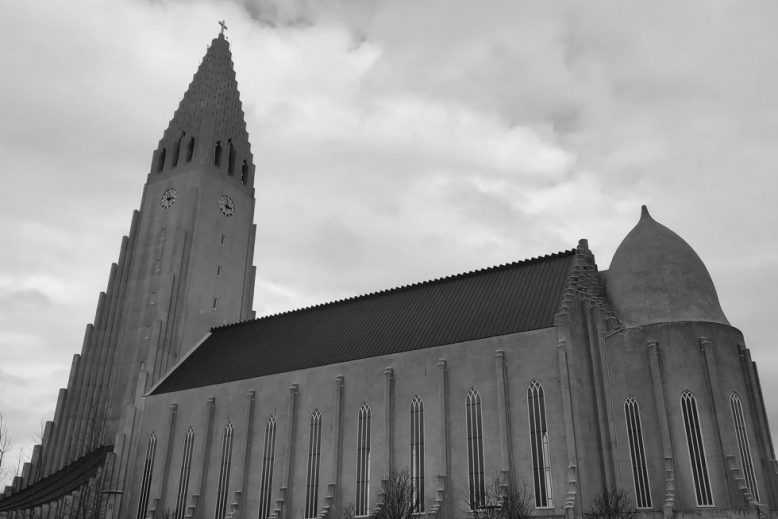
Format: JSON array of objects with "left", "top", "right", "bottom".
[{"left": 1, "top": 31, "right": 776, "bottom": 519}]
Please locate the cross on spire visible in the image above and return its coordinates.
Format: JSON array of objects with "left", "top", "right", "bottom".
[{"left": 219, "top": 20, "right": 228, "bottom": 35}]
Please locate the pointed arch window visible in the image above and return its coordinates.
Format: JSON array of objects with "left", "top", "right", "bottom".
[
  {"left": 228, "top": 140, "right": 236, "bottom": 176},
  {"left": 305, "top": 410, "right": 323, "bottom": 518},
  {"left": 466, "top": 387, "right": 485, "bottom": 510},
  {"left": 355, "top": 403, "right": 372, "bottom": 516},
  {"left": 624, "top": 397, "right": 651, "bottom": 508},
  {"left": 410, "top": 395, "right": 424, "bottom": 513},
  {"left": 214, "top": 421, "right": 235, "bottom": 519},
  {"left": 258, "top": 416, "right": 277, "bottom": 519},
  {"left": 156, "top": 147, "right": 167, "bottom": 173},
  {"left": 214, "top": 141, "right": 223, "bottom": 168},
  {"left": 241, "top": 161, "right": 249, "bottom": 185},
  {"left": 172, "top": 133, "right": 183, "bottom": 168},
  {"left": 136, "top": 432, "right": 157, "bottom": 519},
  {"left": 731, "top": 392, "right": 759, "bottom": 501},
  {"left": 528, "top": 380, "right": 553, "bottom": 508},
  {"left": 681, "top": 390, "right": 713, "bottom": 506},
  {"left": 174, "top": 427, "right": 195, "bottom": 519},
  {"left": 186, "top": 136, "right": 195, "bottom": 162}
]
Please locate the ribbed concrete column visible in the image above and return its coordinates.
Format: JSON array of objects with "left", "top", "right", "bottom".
[
  {"left": 384, "top": 368, "right": 394, "bottom": 473},
  {"left": 647, "top": 340, "right": 675, "bottom": 519},
  {"left": 194, "top": 397, "right": 216, "bottom": 519},
  {"left": 436, "top": 360, "right": 451, "bottom": 517},
  {"left": 158, "top": 403, "right": 179, "bottom": 509},
  {"left": 238, "top": 390, "right": 256, "bottom": 516},
  {"left": 494, "top": 351, "right": 514, "bottom": 486},
  {"left": 280, "top": 384, "right": 298, "bottom": 519},
  {"left": 331, "top": 376, "right": 344, "bottom": 515},
  {"left": 556, "top": 340, "right": 578, "bottom": 519}
]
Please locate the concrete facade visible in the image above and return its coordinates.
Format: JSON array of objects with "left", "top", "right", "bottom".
[{"left": 1, "top": 32, "right": 776, "bottom": 519}]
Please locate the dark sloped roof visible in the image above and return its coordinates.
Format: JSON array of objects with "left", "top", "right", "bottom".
[
  {"left": 0, "top": 446, "right": 111, "bottom": 511},
  {"left": 152, "top": 250, "right": 575, "bottom": 395}
]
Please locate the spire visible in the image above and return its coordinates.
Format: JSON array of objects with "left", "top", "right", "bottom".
[{"left": 152, "top": 29, "right": 253, "bottom": 183}]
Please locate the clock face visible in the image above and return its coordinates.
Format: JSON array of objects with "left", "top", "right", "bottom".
[
  {"left": 160, "top": 188, "right": 177, "bottom": 209},
  {"left": 219, "top": 195, "right": 235, "bottom": 217}
]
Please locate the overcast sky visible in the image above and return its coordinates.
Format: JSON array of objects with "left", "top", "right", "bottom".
[{"left": 2, "top": 0, "right": 778, "bottom": 486}]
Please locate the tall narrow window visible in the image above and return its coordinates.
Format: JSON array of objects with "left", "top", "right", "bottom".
[
  {"left": 241, "top": 160, "right": 249, "bottom": 185},
  {"left": 214, "top": 141, "right": 223, "bottom": 167},
  {"left": 214, "top": 422, "right": 234, "bottom": 519},
  {"left": 731, "top": 392, "right": 759, "bottom": 501},
  {"left": 528, "top": 380, "right": 553, "bottom": 508},
  {"left": 186, "top": 136, "right": 195, "bottom": 162},
  {"left": 466, "top": 387, "right": 485, "bottom": 510},
  {"left": 258, "top": 416, "right": 277, "bottom": 519},
  {"left": 156, "top": 147, "right": 167, "bottom": 172},
  {"left": 410, "top": 396, "right": 424, "bottom": 513},
  {"left": 136, "top": 432, "right": 157, "bottom": 519},
  {"left": 624, "top": 397, "right": 651, "bottom": 508},
  {"left": 174, "top": 427, "right": 195, "bottom": 519},
  {"left": 228, "top": 140, "right": 236, "bottom": 176},
  {"left": 356, "top": 403, "right": 371, "bottom": 516},
  {"left": 172, "top": 133, "right": 183, "bottom": 167},
  {"left": 681, "top": 390, "right": 713, "bottom": 506},
  {"left": 305, "top": 410, "right": 323, "bottom": 518}
]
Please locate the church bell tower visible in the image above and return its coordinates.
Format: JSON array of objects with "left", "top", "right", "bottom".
[{"left": 27, "top": 30, "right": 258, "bottom": 482}]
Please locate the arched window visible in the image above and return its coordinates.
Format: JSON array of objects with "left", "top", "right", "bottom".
[
  {"left": 466, "top": 387, "right": 485, "bottom": 510},
  {"left": 528, "top": 380, "right": 553, "bottom": 508},
  {"left": 356, "top": 403, "right": 371, "bottom": 516},
  {"left": 258, "top": 416, "right": 277, "bottom": 519},
  {"left": 156, "top": 147, "right": 167, "bottom": 173},
  {"left": 174, "top": 427, "right": 195, "bottom": 519},
  {"left": 228, "top": 140, "right": 236, "bottom": 176},
  {"left": 214, "top": 422, "right": 235, "bottom": 519},
  {"left": 305, "top": 410, "right": 323, "bottom": 518},
  {"left": 136, "top": 432, "right": 157, "bottom": 519},
  {"left": 172, "top": 133, "right": 183, "bottom": 168},
  {"left": 241, "top": 160, "right": 249, "bottom": 185},
  {"left": 624, "top": 397, "right": 651, "bottom": 508},
  {"left": 214, "top": 141, "right": 223, "bottom": 167},
  {"left": 185, "top": 136, "right": 195, "bottom": 162},
  {"left": 681, "top": 390, "right": 713, "bottom": 506},
  {"left": 410, "top": 396, "right": 424, "bottom": 513},
  {"left": 731, "top": 392, "right": 759, "bottom": 501}
]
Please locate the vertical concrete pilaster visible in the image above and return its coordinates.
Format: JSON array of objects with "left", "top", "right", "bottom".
[
  {"left": 647, "top": 340, "right": 675, "bottom": 519},
  {"left": 494, "top": 350, "right": 514, "bottom": 486},
  {"left": 384, "top": 368, "right": 394, "bottom": 473}
]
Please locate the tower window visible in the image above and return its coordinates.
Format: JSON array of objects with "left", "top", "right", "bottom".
[
  {"left": 305, "top": 410, "right": 323, "bottom": 518},
  {"left": 156, "top": 147, "right": 167, "bottom": 173},
  {"left": 174, "top": 427, "right": 195, "bottom": 519},
  {"left": 528, "top": 380, "right": 553, "bottom": 508},
  {"left": 212, "top": 297, "right": 219, "bottom": 310},
  {"left": 681, "top": 390, "right": 713, "bottom": 506},
  {"left": 154, "top": 259, "right": 161, "bottom": 273},
  {"left": 466, "top": 387, "right": 485, "bottom": 510},
  {"left": 186, "top": 136, "right": 195, "bottom": 162},
  {"left": 214, "top": 141, "right": 222, "bottom": 167},
  {"left": 410, "top": 395, "right": 424, "bottom": 512},
  {"left": 220, "top": 234, "right": 226, "bottom": 246},
  {"left": 136, "top": 432, "right": 157, "bottom": 519},
  {"left": 731, "top": 392, "right": 759, "bottom": 501},
  {"left": 150, "top": 292, "right": 156, "bottom": 305},
  {"left": 227, "top": 140, "right": 236, "bottom": 176},
  {"left": 144, "top": 326, "right": 151, "bottom": 340},
  {"left": 160, "top": 227, "right": 167, "bottom": 242},
  {"left": 241, "top": 161, "right": 249, "bottom": 185},
  {"left": 172, "top": 133, "right": 183, "bottom": 168},
  {"left": 355, "top": 402, "right": 371, "bottom": 516},
  {"left": 258, "top": 416, "right": 277, "bottom": 519},
  {"left": 624, "top": 396, "right": 651, "bottom": 508},
  {"left": 214, "top": 422, "right": 234, "bottom": 519},
  {"left": 216, "top": 265, "right": 223, "bottom": 278}
]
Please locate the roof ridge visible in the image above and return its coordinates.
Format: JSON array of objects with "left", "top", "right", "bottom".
[{"left": 212, "top": 249, "right": 576, "bottom": 332}]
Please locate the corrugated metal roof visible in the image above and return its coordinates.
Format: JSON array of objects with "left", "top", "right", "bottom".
[{"left": 152, "top": 250, "right": 575, "bottom": 395}]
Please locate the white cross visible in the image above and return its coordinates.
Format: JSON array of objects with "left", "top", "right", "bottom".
[{"left": 219, "top": 20, "right": 227, "bottom": 35}]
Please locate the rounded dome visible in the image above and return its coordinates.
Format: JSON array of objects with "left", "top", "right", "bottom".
[{"left": 605, "top": 206, "right": 729, "bottom": 327}]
